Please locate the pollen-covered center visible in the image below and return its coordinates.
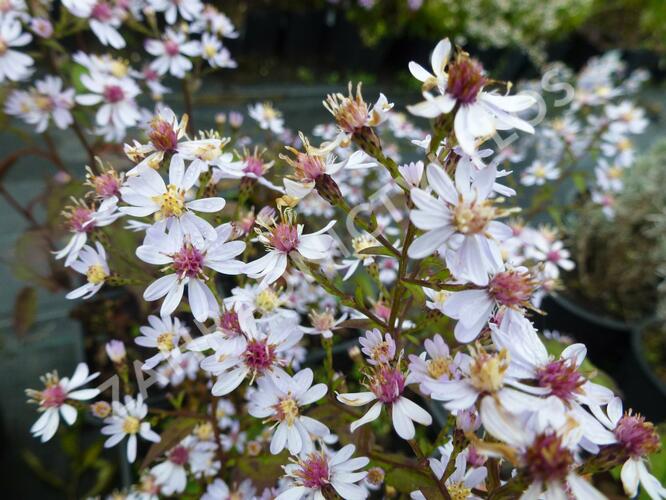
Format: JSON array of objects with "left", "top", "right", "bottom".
[
  {"left": 427, "top": 356, "right": 451, "bottom": 379},
  {"left": 154, "top": 184, "right": 185, "bottom": 218},
  {"left": 469, "top": 347, "right": 509, "bottom": 393},
  {"left": 149, "top": 118, "right": 178, "bottom": 152},
  {"left": 275, "top": 396, "right": 300, "bottom": 425},
  {"left": 488, "top": 269, "right": 535, "bottom": 307},
  {"left": 449, "top": 482, "right": 473, "bottom": 500},
  {"left": 86, "top": 264, "right": 107, "bottom": 285},
  {"left": 452, "top": 200, "right": 496, "bottom": 235},
  {"left": 172, "top": 244, "right": 205, "bottom": 278},
  {"left": 615, "top": 414, "right": 661, "bottom": 457},
  {"left": 122, "top": 416, "right": 140, "bottom": 434},
  {"left": 446, "top": 55, "right": 488, "bottom": 105},
  {"left": 40, "top": 384, "right": 66, "bottom": 408},
  {"left": 156, "top": 332, "right": 175, "bottom": 352}
]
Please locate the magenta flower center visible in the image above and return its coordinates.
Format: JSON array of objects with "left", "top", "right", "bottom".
[
  {"left": 546, "top": 250, "right": 561, "bottom": 263},
  {"left": 172, "top": 245, "right": 205, "bottom": 278},
  {"left": 91, "top": 2, "right": 113, "bottom": 21},
  {"left": 41, "top": 384, "right": 66, "bottom": 408},
  {"left": 296, "top": 453, "right": 330, "bottom": 488},
  {"left": 295, "top": 153, "right": 327, "bottom": 182},
  {"left": 244, "top": 156, "right": 264, "bottom": 176},
  {"left": 149, "top": 119, "right": 178, "bottom": 152},
  {"left": 168, "top": 445, "right": 190, "bottom": 466},
  {"left": 446, "top": 56, "right": 487, "bottom": 105},
  {"left": 524, "top": 433, "right": 573, "bottom": 482},
  {"left": 615, "top": 414, "right": 660, "bottom": 457},
  {"left": 68, "top": 207, "right": 95, "bottom": 232},
  {"left": 164, "top": 40, "right": 180, "bottom": 57},
  {"left": 536, "top": 359, "right": 584, "bottom": 400},
  {"left": 243, "top": 339, "right": 276, "bottom": 373},
  {"left": 269, "top": 223, "right": 299, "bottom": 253},
  {"left": 371, "top": 367, "right": 405, "bottom": 404},
  {"left": 489, "top": 270, "right": 534, "bottom": 307},
  {"left": 103, "top": 85, "right": 125, "bottom": 103},
  {"left": 219, "top": 311, "right": 241, "bottom": 335},
  {"left": 94, "top": 172, "right": 120, "bottom": 198}
]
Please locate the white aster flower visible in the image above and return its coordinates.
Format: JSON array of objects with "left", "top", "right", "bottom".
[
  {"left": 66, "top": 242, "right": 110, "bottom": 300},
  {"left": 202, "top": 478, "right": 256, "bottom": 500},
  {"left": 0, "top": 13, "right": 33, "bottom": 81},
  {"left": 276, "top": 444, "right": 369, "bottom": 500},
  {"left": 248, "top": 368, "right": 329, "bottom": 455},
  {"left": 137, "top": 222, "right": 245, "bottom": 321},
  {"left": 63, "top": 0, "right": 126, "bottom": 48},
  {"left": 145, "top": 28, "right": 201, "bottom": 78},
  {"left": 135, "top": 314, "right": 190, "bottom": 370},
  {"left": 149, "top": 0, "right": 203, "bottom": 24},
  {"left": 520, "top": 160, "right": 560, "bottom": 186},
  {"left": 201, "top": 32, "right": 236, "bottom": 69},
  {"left": 27, "top": 363, "right": 99, "bottom": 442},
  {"left": 248, "top": 102, "right": 285, "bottom": 134},
  {"left": 101, "top": 394, "right": 161, "bottom": 463},
  {"left": 407, "top": 38, "right": 535, "bottom": 155},
  {"left": 76, "top": 72, "right": 141, "bottom": 132}
]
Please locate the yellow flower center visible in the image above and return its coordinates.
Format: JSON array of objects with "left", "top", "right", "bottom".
[
  {"left": 203, "top": 43, "right": 217, "bottom": 59},
  {"left": 352, "top": 234, "right": 376, "bottom": 256},
  {"left": 617, "top": 137, "right": 632, "bottom": 151},
  {"left": 122, "top": 416, "right": 140, "bottom": 434},
  {"left": 157, "top": 332, "right": 175, "bottom": 352},
  {"left": 110, "top": 60, "right": 129, "bottom": 78},
  {"left": 608, "top": 166, "right": 623, "bottom": 179},
  {"left": 194, "top": 422, "right": 214, "bottom": 440},
  {"left": 86, "top": 264, "right": 107, "bottom": 285},
  {"left": 256, "top": 288, "right": 279, "bottom": 313},
  {"left": 449, "top": 482, "right": 472, "bottom": 500},
  {"left": 427, "top": 356, "right": 450, "bottom": 379},
  {"left": 453, "top": 200, "right": 496, "bottom": 235},
  {"left": 277, "top": 397, "right": 299, "bottom": 425},
  {"left": 469, "top": 347, "right": 509, "bottom": 393},
  {"left": 0, "top": 38, "right": 7, "bottom": 55},
  {"left": 153, "top": 184, "right": 185, "bottom": 218}
]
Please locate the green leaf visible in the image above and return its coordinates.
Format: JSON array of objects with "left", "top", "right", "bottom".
[
  {"left": 572, "top": 172, "right": 587, "bottom": 193},
  {"left": 357, "top": 245, "right": 396, "bottom": 257},
  {"left": 236, "top": 453, "right": 287, "bottom": 488},
  {"left": 384, "top": 466, "right": 437, "bottom": 495}
]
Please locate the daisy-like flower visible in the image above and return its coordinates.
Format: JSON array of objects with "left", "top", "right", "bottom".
[
  {"left": 423, "top": 287, "right": 450, "bottom": 314},
  {"left": 594, "top": 157, "right": 626, "bottom": 193},
  {"left": 601, "top": 131, "right": 635, "bottom": 167},
  {"left": 323, "top": 82, "right": 393, "bottom": 136},
  {"left": 410, "top": 443, "right": 487, "bottom": 500},
  {"left": 63, "top": 0, "right": 126, "bottom": 49},
  {"left": 119, "top": 158, "right": 226, "bottom": 243},
  {"left": 66, "top": 242, "right": 110, "bottom": 300},
  {"left": 478, "top": 397, "right": 607, "bottom": 499},
  {"left": 85, "top": 163, "right": 123, "bottom": 211},
  {"left": 145, "top": 28, "right": 201, "bottom": 79},
  {"left": 592, "top": 398, "right": 666, "bottom": 499},
  {"left": 520, "top": 160, "right": 560, "bottom": 186},
  {"left": 407, "top": 38, "right": 535, "bottom": 154},
  {"left": 5, "top": 75, "right": 74, "bottom": 132},
  {"left": 124, "top": 107, "right": 189, "bottom": 173},
  {"left": 135, "top": 314, "right": 190, "bottom": 370},
  {"left": 137, "top": 222, "right": 246, "bottom": 321},
  {"left": 337, "top": 363, "right": 432, "bottom": 440},
  {"left": 212, "top": 147, "right": 282, "bottom": 192},
  {"left": 55, "top": 201, "right": 121, "bottom": 266},
  {"left": 27, "top": 363, "right": 100, "bottom": 442},
  {"left": 76, "top": 71, "right": 141, "bottom": 132},
  {"left": 301, "top": 308, "right": 348, "bottom": 339},
  {"left": 408, "top": 162, "right": 512, "bottom": 285},
  {"left": 524, "top": 235, "right": 574, "bottom": 280},
  {"left": 149, "top": 0, "right": 203, "bottom": 24},
  {"left": 0, "top": 12, "right": 33, "bottom": 82},
  {"left": 200, "top": 32, "right": 236, "bottom": 69},
  {"left": 247, "top": 368, "right": 329, "bottom": 455},
  {"left": 606, "top": 100, "right": 648, "bottom": 135},
  {"left": 248, "top": 102, "right": 285, "bottom": 134},
  {"left": 101, "top": 394, "right": 161, "bottom": 463},
  {"left": 276, "top": 444, "right": 369, "bottom": 500},
  {"left": 195, "top": 309, "right": 303, "bottom": 396},
  {"left": 336, "top": 233, "right": 381, "bottom": 281},
  {"left": 408, "top": 334, "right": 461, "bottom": 395},
  {"left": 442, "top": 267, "right": 538, "bottom": 342},
  {"left": 150, "top": 435, "right": 216, "bottom": 495},
  {"left": 358, "top": 329, "right": 396, "bottom": 366},
  {"left": 245, "top": 208, "right": 337, "bottom": 288}
]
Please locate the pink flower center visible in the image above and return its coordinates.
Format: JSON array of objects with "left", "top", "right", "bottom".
[
  {"left": 68, "top": 207, "right": 95, "bottom": 233},
  {"left": 103, "top": 85, "right": 125, "bottom": 103},
  {"left": 295, "top": 153, "right": 327, "bottom": 182},
  {"left": 243, "top": 156, "right": 264, "bottom": 176},
  {"left": 524, "top": 433, "right": 573, "bottom": 482},
  {"left": 172, "top": 245, "right": 205, "bottom": 278},
  {"left": 219, "top": 311, "right": 241, "bottom": 335},
  {"left": 164, "top": 40, "right": 180, "bottom": 57},
  {"left": 489, "top": 270, "right": 534, "bottom": 307},
  {"left": 296, "top": 453, "right": 330, "bottom": 488},
  {"left": 269, "top": 223, "right": 299, "bottom": 253},
  {"left": 41, "top": 384, "right": 66, "bottom": 408},
  {"left": 94, "top": 172, "right": 120, "bottom": 198},
  {"left": 536, "top": 359, "right": 584, "bottom": 400},
  {"left": 615, "top": 414, "right": 660, "bottom": 457},
  {"left": 546, "top": 250, "right": 561, "bottom": 263},
  {"left": 149, "top": 119, "right": 179, "bottom": 152},
  {"left": 446, "top": 55, "right": 487, "bottom": 105},
  {"left": 371, "top": 367, "right": 405, "bottom": 404},
  {"left": 91, "top": 2, "right": 113, "bottom": 21},
  {"left": 168, "top": 445, "right": 190, "bottom": 466},
  {"left": 243, "top": 339, "right": 276, "bottom": 373}
]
